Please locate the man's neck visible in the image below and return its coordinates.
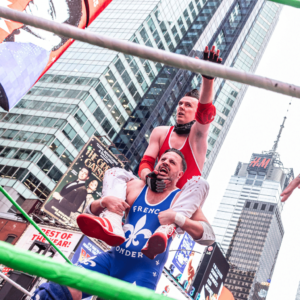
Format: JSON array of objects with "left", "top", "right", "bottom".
[{"left": 146, "top": 185, "right": 177, "bottom": 205}]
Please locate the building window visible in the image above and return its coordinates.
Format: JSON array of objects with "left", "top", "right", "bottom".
[
  {"left": 261, "top": 204, "right": 266, "bottom": 210},
  {"left": 5, "top": 235, "right": 16, "bottom": 244},
  {"left": 269, "top": 205, "right": 274, "bottom": 212},
  {"left": 253, "top": 203, "right": 258, "bottom": 209},
  {"left": 245, "top": 202, "right": 250, "bottom": 208},
  {"left": 254, "top": 180, "right": 263, "bottom": 187},
  {"left": 245, "top": 179, "right": 254, "bottom": 185}
]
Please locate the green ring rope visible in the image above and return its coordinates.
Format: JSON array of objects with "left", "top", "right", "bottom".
[
  {"left": 0, "top": 186, "right": 71, "bottom": 264},
  {"left": 268, "top": 0, "right": 300, "bottom": 8},
  {"left": 0, "top": 241, "right": 174, "bottom": 300}
]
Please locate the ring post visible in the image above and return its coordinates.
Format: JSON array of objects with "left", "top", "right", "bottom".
[
  {"left": 0, "top": 272, "right": 33, "bottom": 297},
  {"left": 0, "top": 241, "right": 174, "bottom": 300},
  {"left": 0, "top": 186, "right": 72, "bottom": 264}
]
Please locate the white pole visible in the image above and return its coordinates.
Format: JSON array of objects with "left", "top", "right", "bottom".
[
  {"left": 0, "top": 7, "right": 300, "bottom": 99},
  {"left": 0, "top": 271, "right": 33, "bottom": 297}
]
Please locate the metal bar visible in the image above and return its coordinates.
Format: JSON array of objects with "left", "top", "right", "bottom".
[
  {"left": 0, "top": 7, "right": 300, "bottom": 99},
  {"left": 0, "top": 272, "right": 33, "bottom": 297},
  {"left": 0, "top": 241, "right": 174, "bottom": 300},
  {"left": 0, "top": 186, "right": 72, "bottom": 264},
  {"left": 268, "top": 0, "right": 300, "bottom": 8}
]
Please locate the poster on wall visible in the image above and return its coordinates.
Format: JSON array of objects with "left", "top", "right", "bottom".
[
  {"left": 0, "top": 0, "right": 112, "bottom": 111},
  {"left": 42, "top": 135, "right": 125, "bottom": 226},
  {"left": 71, "top": 236, "right": 103, "bottom": 265},
  {"left": 15, "top": 224, "right": 82, "bottom": 263},
  {"left": 172, "top": 232, "right": 195, "bottom": 273}
]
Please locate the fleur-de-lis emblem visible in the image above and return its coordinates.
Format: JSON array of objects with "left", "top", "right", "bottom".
[{"left": 123, "top": 215, "right": 152, "bottom": 248}]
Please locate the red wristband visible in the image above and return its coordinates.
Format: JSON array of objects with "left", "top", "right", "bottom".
[
  {"left": 138, "top": 155, "right": 156, "bottom": 178},
  {"left": 195, "top": 102, "right": 216, "bottom": 125}
]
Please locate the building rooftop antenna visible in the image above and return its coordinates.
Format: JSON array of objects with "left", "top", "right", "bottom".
[{"left": 270, "top": 116, "right": 287, "bottom": 155}]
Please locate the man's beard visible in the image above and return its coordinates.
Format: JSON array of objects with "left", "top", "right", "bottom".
[{"left": 174, "top": 120, "right": 195, "bottom": 135}]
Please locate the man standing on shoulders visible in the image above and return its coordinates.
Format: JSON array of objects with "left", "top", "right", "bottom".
[{"left": 78, "top": 46, "right": 221, "bottom": 259}]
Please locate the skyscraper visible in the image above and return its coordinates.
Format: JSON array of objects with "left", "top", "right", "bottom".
[
  {"left": 295, "top": 281, "right": 300, "bottom": 300},
  {"left": 0, "top": 1, "right": 282, "bottom": 206},
  {"left": 212, "top": 119, "right": 293, "bottom": 300}
]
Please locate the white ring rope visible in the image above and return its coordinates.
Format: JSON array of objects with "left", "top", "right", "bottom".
[
  {"left": 0, "top": 271, "right": 33, "bottom": 297},
  {"left": 0, "top": 6, "right": 300, "bottom": 99}
]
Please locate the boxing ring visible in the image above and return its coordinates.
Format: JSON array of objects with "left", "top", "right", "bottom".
[
  {"left": 0, "top": 185, "right": 174, "bottom": 299},
  {"left": 0, "top": 3, "right": 299, "bottom": 298}
]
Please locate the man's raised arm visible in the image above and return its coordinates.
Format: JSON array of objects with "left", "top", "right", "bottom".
[{"left": 191, "top": 46, "right": 222, "bottom": 140}]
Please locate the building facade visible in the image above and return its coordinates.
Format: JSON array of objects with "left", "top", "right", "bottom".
[
  {"left": 0, "top": 0, "right": 281, "bottom": 205},
  {"left": 295, "top": 282, "right": 300, "bottom": 300},
  {"left": 212, "top": 151, "right": 293, "bottom": 300}
]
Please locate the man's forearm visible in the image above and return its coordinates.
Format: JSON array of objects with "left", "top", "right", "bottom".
[
  {"left": 140, "top": 168, "right": 151, "bottom": 182},
  {"left": 90, "top": 199, "right": 105, "bottom": 215},
  {"left": 199, "top": 78, "right": 214, "bottom": 104},
  {"left": 180, "top": 218, "right": 204, "bottom": 240}
]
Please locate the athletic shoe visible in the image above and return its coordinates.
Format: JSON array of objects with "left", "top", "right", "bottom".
[
  {"left": 141, "top": 224, "right": 176, "bottom": 259},
  {"left": 77, "top": 211, "right": 125, "bottom": 247}
]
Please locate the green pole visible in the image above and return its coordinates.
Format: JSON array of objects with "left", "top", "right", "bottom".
[
  {"left": 0, "top": 241, "right": 174, "bottom": 300},
  {"left": 0, "top": 186, "right": 72, "bottom": 264},
  {"left": 268, "top": 0, "right": 300, "bottom": 8}
]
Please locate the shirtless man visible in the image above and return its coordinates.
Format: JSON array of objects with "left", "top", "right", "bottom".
[
  {"left": 78, "top": 46, "right": 221, "bottom": 258},
  {"left": 32, "top": 149, "right": 212, "bottom": 300}
]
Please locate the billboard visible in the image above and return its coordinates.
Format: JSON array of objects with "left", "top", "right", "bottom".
[
  {"left": 71, "top": 236, "right": 103, "bottom": 265},
  {"left": 247, "top": 154, "right": 272, "bottom": 174},
  {"left": 155, "top": 273, "right": 190, "bottom": 300},
  {"left": 43, "top": 135, "right": 125, "bottom": 226},
  {"left": 192, "top": 243, "right": 229, "bottom": 300},
  {"left": 0, "top": 0, "right": 112, "bottom": 111},
  {"left": 164, "top": 233, "right": 206, "bottom": 298},
  {"left": 15, "top": 224, "right": 82, "bottom": 263},
  {"left": 253, "top": 282, "right": 270, "bottom": 299},
  {"left": 172, "top": 232, "right": 195, "bottom": 273}
]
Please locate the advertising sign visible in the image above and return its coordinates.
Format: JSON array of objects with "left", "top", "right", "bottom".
[
  {"left": 15, "top": 224, "right": 82, "bottom": 262},
  {"left": 156, "top": 273, "right": 189, "bottom": 300},
  {"left": 247, "top": 154, "right": 272, "bottom": 174},
  {"left": 0, "top": 0, "right": 112, "bottom": 111},
  {"left": 172, "top": 232, "right": 195, "bottom": 273},
  {"left": 71, "top": 236, "right": 103, "bottom": 265},
  {"left": 1, "top": 267, "right": 13, "bottom": 276},
  {"left": 253, "top": 282, "right": 270, "bottom": 299},
  {"left": 192, "top": 243, "right": 229, "bottom": 300},
  {"left": 164, "top": 234, "right": 206, "bottom": 298},
  {"left": 43, "top": 135, "right": 124, "bottom": 226}
]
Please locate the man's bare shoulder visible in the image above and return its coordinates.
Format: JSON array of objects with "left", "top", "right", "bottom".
[
  {"left": 126, "top": 179, "right": 145, "bottom": 205},
  {"left": 152, "top": 126, "right": 170, "bottom": 135},
  {"left": 127, "top": 179, "right": 145, "bottom": 190}
]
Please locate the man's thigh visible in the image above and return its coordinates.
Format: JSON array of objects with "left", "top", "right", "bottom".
[
  {"left": 77, "top": 252, "right": 112, "bottom": 274},
  {"left": 77, "top": 252, "right": 113, "bottom": 299}
]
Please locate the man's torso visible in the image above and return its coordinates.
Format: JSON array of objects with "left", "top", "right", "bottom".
[{"left": 101, "top": 185, "right": 180, "bottom": 287}]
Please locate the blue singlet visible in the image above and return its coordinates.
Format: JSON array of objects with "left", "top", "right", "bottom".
[{"left": 78, "top": 185, "right": 180, "bottom": 290}]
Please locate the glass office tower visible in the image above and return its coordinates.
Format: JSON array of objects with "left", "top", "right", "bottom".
[
  {"left": 296, "top": 282, "right": 300, "bottom": 300},
  {"left": 212, "top": 149, "right": 293, "bottom": 300},
  {"left": 0, "top": 0, "right": 281, "bottom": 206}
]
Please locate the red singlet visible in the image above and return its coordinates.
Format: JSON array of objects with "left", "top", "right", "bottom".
[{"left": 158, "top": 126, "right": 201, "bottom": 189}]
